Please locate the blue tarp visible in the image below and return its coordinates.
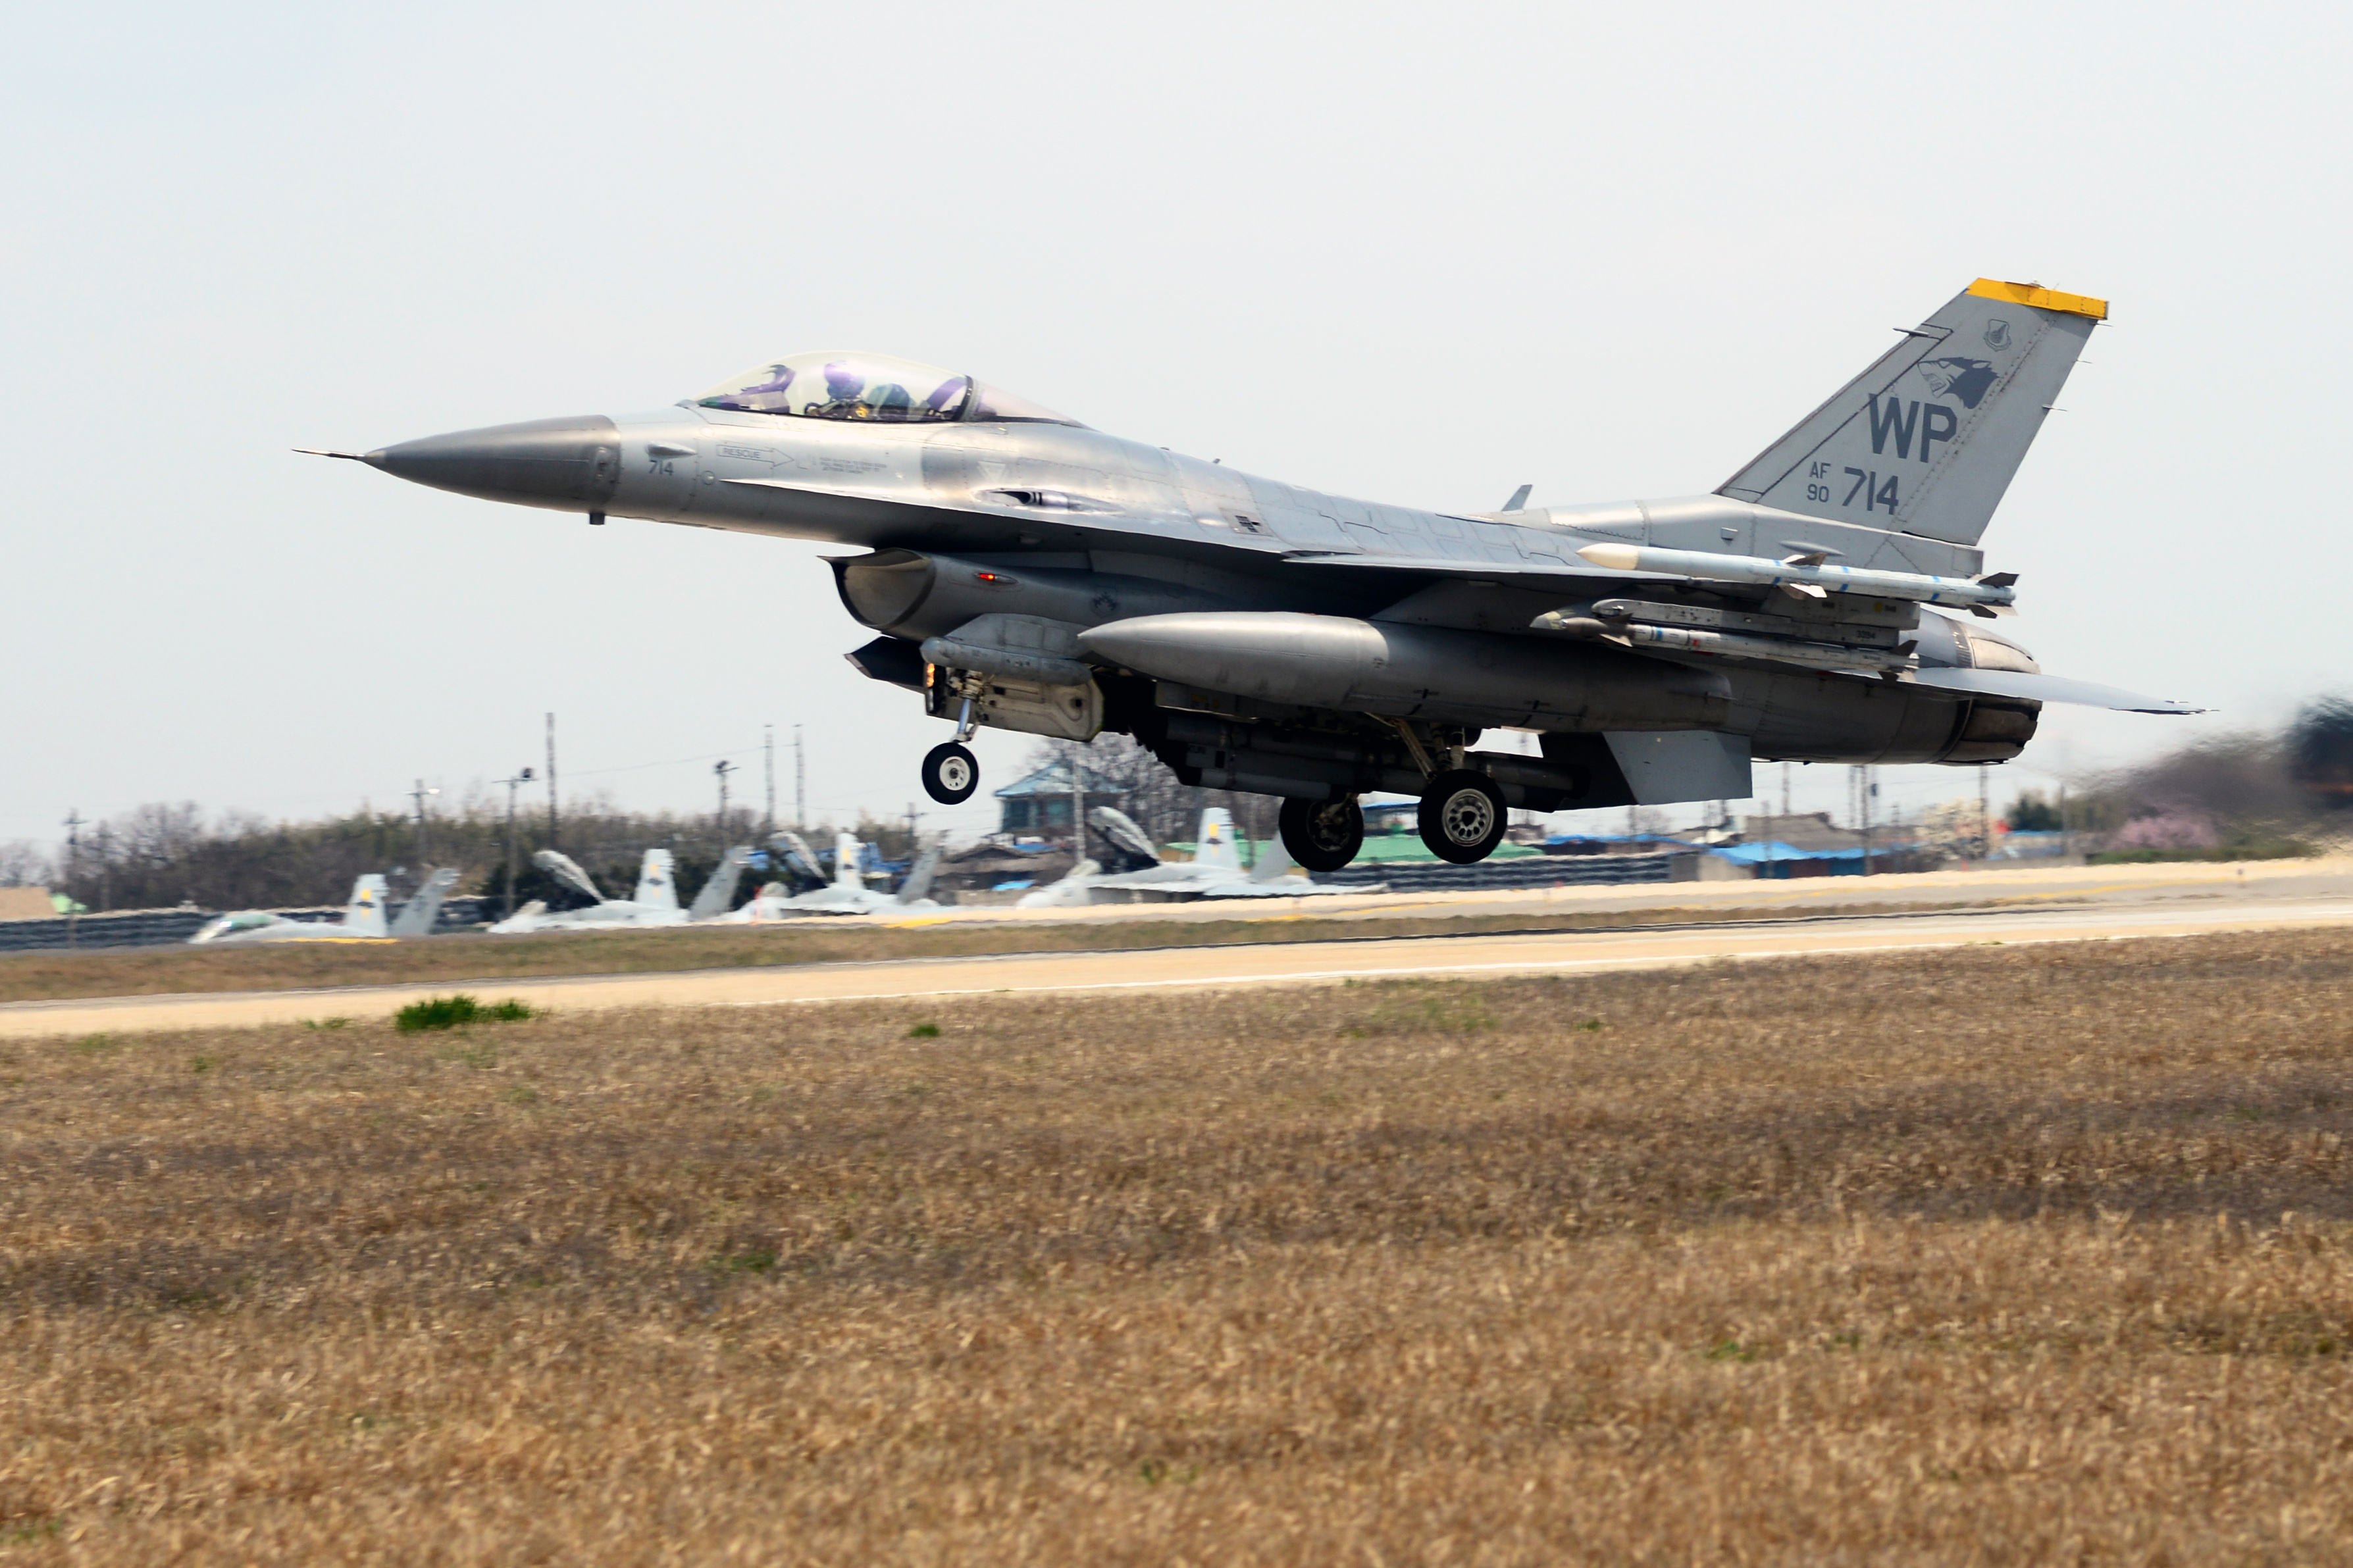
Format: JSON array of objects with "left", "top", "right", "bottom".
[
  {"left": 1543, "top": 833, "right": 1708, "bottom": 851},
  {"left": 1711, "top": 841, "right": 1867, "bottom": 865}
]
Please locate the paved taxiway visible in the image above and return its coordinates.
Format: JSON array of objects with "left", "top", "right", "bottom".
[{"left": 5, "top": 859, "right": 2348, "bottom": 1039}]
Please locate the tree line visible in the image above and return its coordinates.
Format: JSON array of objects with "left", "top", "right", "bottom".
[{"left": 1, "top": 797, "right": 919, "bottom": 915}]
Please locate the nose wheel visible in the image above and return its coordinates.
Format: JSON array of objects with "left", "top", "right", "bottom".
[
  {"left": 1418, "top": 769, "right": 1507, "bottom": 864},
  {"left": 921, "top": 742, "right": 979, "bottom": 805},
  {"left": 1278, "top": 796, "right": 1365, "bottom": 873}
]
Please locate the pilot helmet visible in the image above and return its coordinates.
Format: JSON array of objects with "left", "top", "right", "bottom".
[{"left": 822, "top": 361, "right": 866, "bottom": 405}]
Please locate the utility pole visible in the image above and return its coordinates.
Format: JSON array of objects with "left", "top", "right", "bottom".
[
  {"left": 62, "top": 809, "right": 82, "bottom": 900},
  {"left": 545, "top": 712, "right": 561, "bottom": 851},
  {"left": 1781, "top": 761, "right": 1792, "bottom": 820},
  {"left": 1068, "top": 740, "right": 1088, "bottom": 857},
  {"left": 763, "top": 724, "right": 776, "bottom": 838},
  {"left": 794, "top": 723, "right": 806, "bottom": 832},
  {"left": 409, "top": 780, "right": 440, "bottom": 868},
  {"left": 499, "top": 767, "right": 534, "bottom": 919},
  {"left": 714, "top": 759, "right": 737, "bottom": 847},
  {"left": 1861, "top": 765, "right": 1876, "bottom": 875},
  {"left": 1978, "top": 765, "right": 1992, "bottom": 863}
]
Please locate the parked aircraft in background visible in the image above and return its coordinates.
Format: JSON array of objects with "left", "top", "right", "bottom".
[
  {"left": 699, "top": 880, "right": 802, "bottom": 924},
  {"left": 324, "top": 279, "right": 2196, "bottom": 875},
  {"left": 190, "top": 868, "right": 457, "bottom": 944},
  {"left": 766, "top": 832, "right": 944, "bottom": 916},
  {"left": 487, "top": 849, "right": 696, "bottom": 934},
  {"left": 1019, "top": 807, "right": 1374, "bottom": 906}
]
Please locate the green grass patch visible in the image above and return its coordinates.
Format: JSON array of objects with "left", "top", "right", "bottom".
[{"left": 394, "top": 994, "right": 538, "bottom": 1032}]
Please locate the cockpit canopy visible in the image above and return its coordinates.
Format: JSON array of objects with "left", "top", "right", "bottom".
[{"left": 692, "top": 351, "right": 1081, "bottom": 427}]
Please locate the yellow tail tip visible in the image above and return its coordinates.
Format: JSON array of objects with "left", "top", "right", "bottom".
[{"left": 1967, "top": 278, "right": 2108, "bottom": 320}]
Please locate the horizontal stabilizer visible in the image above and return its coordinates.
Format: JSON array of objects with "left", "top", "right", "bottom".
[{"left": 1909, "top": 667, "right": 2202, "bottom": 714}]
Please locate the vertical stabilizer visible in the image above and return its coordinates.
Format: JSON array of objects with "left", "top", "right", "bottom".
[
  {"left": 389, "top": 867, "right": 459, "bottom": 938},
  {"left": 688, "top": 846, "right": 753, "bottom": 920},
  {"left": 344, "top": 874, "right": 390, "bottom": 938},
  {"left": 1194, "top": 808, "right": 1243, "bottom": 873},
  {"left": 1717, "top": 278, "right": 2105, "bottom": 546},
  {"left": 1248, "top": 836, "right": 1296, "bottom": 882},
  {"left": 896, "top": 846, "right": 943, "bottom": 903},
  {"left": 634, "top": 849, "right": 680, "bottom": 911}
]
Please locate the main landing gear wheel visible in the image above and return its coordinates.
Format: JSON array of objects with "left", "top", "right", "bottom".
[
  {"left": 1279, "top": 796, "right": 1366, "bottom": 874},
  {"left": 1418, "top": 769, "right": 1507, "bottom": 864},
  {"left": 921, "top": 742, "right": 979, "bottom": 805}
]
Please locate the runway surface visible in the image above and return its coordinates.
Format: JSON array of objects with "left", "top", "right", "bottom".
[{"left": 7, "top": 878, "right": 2348, "bottom": 1039}]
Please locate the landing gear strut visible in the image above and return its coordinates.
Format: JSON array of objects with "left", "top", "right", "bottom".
[
  {"left": 1417, "top": 769, "right": 1507, "bottom": 864},
  {"left": 921, "top": 742, "right": 979, "bottom": 805},
  {"left": 1278, "top": 796, "right": 1364, "bottom": 873}
]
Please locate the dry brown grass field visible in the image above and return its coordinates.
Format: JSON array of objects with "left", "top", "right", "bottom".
[
  {"left": 4, "top": 929, "right": 2351, "bottom": 1563},
  {"left": 0, "top": 899, "right": 1953, "bottom": 1005}
]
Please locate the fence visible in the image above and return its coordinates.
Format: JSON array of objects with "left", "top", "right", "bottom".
[
  {"left": 0, "top": 896, "right": 502, "bottom": 955},
  {"left": 1312, "top": 853, "right": 1675, "bottom": 893}
]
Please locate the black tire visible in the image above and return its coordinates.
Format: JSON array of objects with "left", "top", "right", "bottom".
[
  {"left": 921, "top": 742, "right": 979, "bottom": 805},
  {"left": 1279, "top": 796, "right": 1365, "bottom": 873},
  {"left": 1417, "top": 769, "right": 1507, "bottom": 864}
]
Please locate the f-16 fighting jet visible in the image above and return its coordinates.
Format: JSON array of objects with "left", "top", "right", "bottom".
[
  {"left": 1018, "top": 805, "right": 1375, "bottom": 905},
  {"left": 315, "top": 280, "right": 2196, "bottom": 873},
  {"left": 190, "top": 868, "right": 457, "bottom": 944}
]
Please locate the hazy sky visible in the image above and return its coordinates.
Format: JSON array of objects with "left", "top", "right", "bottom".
[{"left": 5, "top": 1, "right": 2347, "bottom": 847}]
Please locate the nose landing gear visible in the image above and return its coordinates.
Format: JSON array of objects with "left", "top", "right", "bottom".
[{"left": 921, "top": 742, "right": 979, "bottom": 805}]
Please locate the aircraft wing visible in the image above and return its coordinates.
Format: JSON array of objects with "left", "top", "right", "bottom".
[{"left": 1906, "top": 667, "right": 2203, "bottom": 714}]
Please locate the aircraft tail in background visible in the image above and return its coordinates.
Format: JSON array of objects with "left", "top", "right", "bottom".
[
  {"left": 897, "top": 846, "right": 943, "bottom": 903},
  {"left": 1193, "top": 808, "right": 1244, "bottom": 873},
  {"left": 344, "top": 874, "right": 390, "bottom": 938},
  {"left": 388, "top": 867, "right": 458, "bottom": 938},
  {"left": 634, "top": 848, "right": 681, "bottom": 911},
  {"left": 688, "top": 846, "right": 754, "bottom": 920}
]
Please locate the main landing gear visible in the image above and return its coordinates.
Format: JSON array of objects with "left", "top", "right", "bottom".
[
  {"left": 1416, "top": 769, "right": 1508, "bottom": 864},
  {"left": 1278, "top": 796, "right": 1365, "bottom": 873}
]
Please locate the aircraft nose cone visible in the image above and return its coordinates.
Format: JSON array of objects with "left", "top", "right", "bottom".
[{"left": 364, "top": 415, "right": 623, "bottom": 511}]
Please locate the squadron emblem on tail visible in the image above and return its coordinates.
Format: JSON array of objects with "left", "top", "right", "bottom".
[{"left": 1917, "top": 357, "right": 1999, "bottom": 409}]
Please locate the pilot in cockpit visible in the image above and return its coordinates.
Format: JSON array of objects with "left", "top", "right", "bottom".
[{"left": 815, "top": 361, "right": 867, "bottom": 416}]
